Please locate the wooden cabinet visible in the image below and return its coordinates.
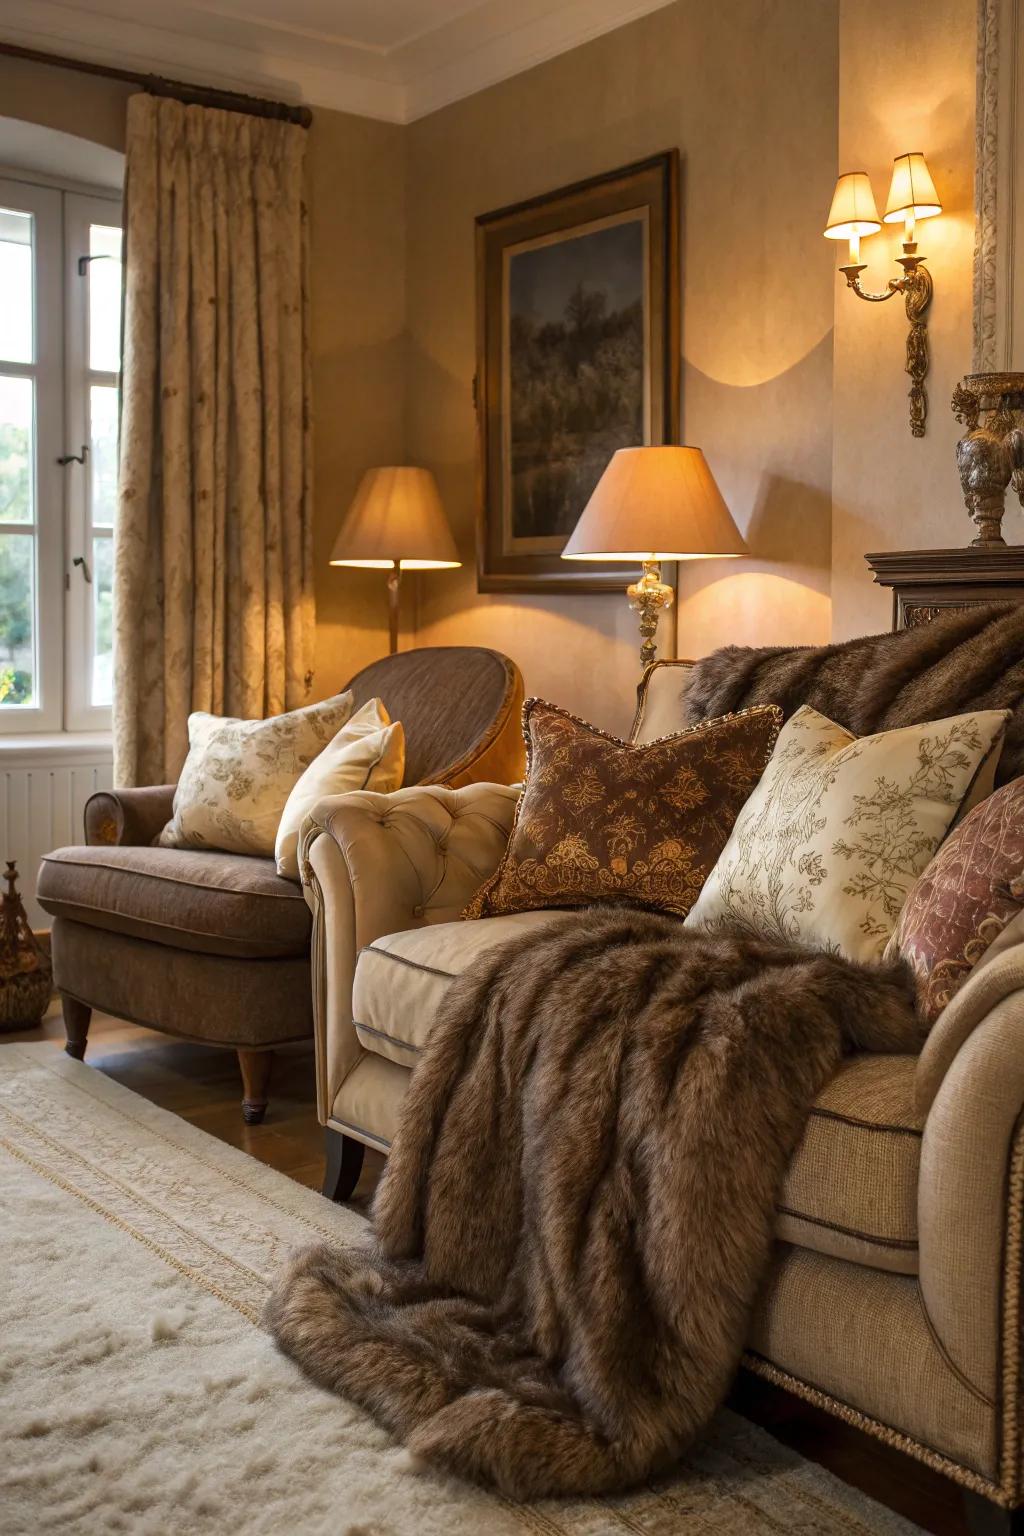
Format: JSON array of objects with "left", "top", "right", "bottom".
[{"left": 865, "top": 547, "right": 1024, "bottom": 631}]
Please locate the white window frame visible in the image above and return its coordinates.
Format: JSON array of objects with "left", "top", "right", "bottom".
[
  {"left": 0, "top": 173, "right": 121, "bottom": 738},
  {"left": 0, "top": 178, "right": 64, "bottom": 734},
  {"left": 64, "top": 191, "right": 121, "bottom": 732}
]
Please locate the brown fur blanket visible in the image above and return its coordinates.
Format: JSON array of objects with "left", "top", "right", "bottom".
[
  {"left": 682, "top": 602, "right": 1024, "bottom": 785},
  {"left": 266, "top": 907, "right": 921, "bottom": 1499}
]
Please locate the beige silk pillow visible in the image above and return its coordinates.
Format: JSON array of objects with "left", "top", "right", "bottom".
[
  {"left": 275, "top": 700, "right": 405, "bottom": 880},
  {"left": 158, "top": 692, "right": 356, "bottom": 857},
  {"left": 685, "top": 704, "right": 1010, "bottom": 964}
]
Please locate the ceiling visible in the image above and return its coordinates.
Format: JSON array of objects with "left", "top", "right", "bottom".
[{"left": 0, "top": 0, "right": 676, "bottom": 122}]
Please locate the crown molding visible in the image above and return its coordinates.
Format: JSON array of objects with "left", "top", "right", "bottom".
[{"left": 0, "top": 0, "right": 676, "bottom": 125}]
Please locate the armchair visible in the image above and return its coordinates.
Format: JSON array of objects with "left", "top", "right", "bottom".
[
  {"left": 304, "top": 682, "right": 1024, "bottom": 1533},
  {"left": 37, "top": 646, "right": 525, "bottom": 1124}
]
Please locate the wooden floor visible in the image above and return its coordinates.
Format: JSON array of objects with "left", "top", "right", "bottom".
[{"left": 7, "top": 1006, "right": 970, "bottom": 1536}]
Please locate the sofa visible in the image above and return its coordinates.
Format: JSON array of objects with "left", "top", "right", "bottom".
[
  {"left": 37, "top": 646, "right": 525, "bottom": 1125},
  {"left": 301, "top": 657, "right": 1024, "bottom": 1532}
]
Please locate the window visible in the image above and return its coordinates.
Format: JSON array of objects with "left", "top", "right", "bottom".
[{"left": 0, "top": 176, "right": 122, "bottom": 735}]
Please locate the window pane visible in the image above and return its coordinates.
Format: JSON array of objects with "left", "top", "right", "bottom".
[
  {"left": 90, "top": 384, "right": 118, "bottom": 527},
  {"left": 92, "top": 535, "right": 113, "bottom": 707},
  {"left": 0, "top": 208, "right": 32, "bottom": 364},
  {"left": 0, "top": 532, "right": 34, "bottom": 707},
  {"left": 89, "top": 224, "right": 122, "bottom": 373},
  {"left": 0, "top": 376, "right": 33, "bottom": 524}
]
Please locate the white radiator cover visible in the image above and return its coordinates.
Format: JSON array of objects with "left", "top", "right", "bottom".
[{"left": 1, "top": 739, "right": 114, "bottom": 930}]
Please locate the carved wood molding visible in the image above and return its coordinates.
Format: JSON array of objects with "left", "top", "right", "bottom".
[{"left": 974, "top": 0, "right": 1001, "bottom": 371}]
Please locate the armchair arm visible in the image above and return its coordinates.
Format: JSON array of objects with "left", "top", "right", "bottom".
[
  {"left": 299, "top": 782, "right": 520, "bottom": 1123},
  {"left": 84, "top": 785, "right": 177, "bottom": 846},
  {"left": 914, "top": 938, "right": 1024, "bottom": 1409}
]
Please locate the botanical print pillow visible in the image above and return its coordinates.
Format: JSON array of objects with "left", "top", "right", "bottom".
[
  {"left": 158, "top": 692, "right": 355, "bottom": 858},
  {"left": 888, "top": 775, "right": 1024, "bottom": 1023},
  {"left": 685, "top": 705, "right": 1010, "bottom": 964},
  {"left": 275, "top": 700, "right": 405, "bottom": 881},
  {"left": 463, "top": 698, "right": 782, "bottom": 922}
]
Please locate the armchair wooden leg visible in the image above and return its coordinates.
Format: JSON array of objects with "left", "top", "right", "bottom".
[
  {"left": 237, "top": 1049, "right": 274, "bottom": 1125},
  {"left": 322, "top": 1127, "right": 364, "bottom": 1202},
  {"left": 963, "top": 1492, "right": 1024, "bottom": 1534},
  {"left": 61, "top": 995, "right": 92, "bottom": 1061}
]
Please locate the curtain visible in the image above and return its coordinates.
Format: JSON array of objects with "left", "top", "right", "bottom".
[{"left": 114, "top": 93, "right": 314, "bottom": 787}]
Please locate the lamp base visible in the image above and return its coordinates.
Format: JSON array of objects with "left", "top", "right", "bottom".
[
  {"left": 627, "top": 560, "right": 674, "bottom": 671},
  {"left": 386, "top": 564, "right": 401, "bottom": 655}
]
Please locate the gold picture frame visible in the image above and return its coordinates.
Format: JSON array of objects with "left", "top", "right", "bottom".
[{"left": 474, "top": 151, "right": 680, "bottom": 593}]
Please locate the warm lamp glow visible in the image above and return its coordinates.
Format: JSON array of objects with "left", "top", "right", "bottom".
[
  {"left": 562, "top": 446, "right": 745, "bottom": 673},
  {"left": 330, "top": 466, "right": 460, "bottom": 654},
  {"left": 824, "top": 172, "right": 880, "bottom": 264},
  {"left": 330, "top": 467, "right": 460, "bottom": 571},
  {"left": 562, "top": 446, "right": 746, "bottom": 563},
  {"left": 883, "top": 152, "right": 942, "bottom": 242}
]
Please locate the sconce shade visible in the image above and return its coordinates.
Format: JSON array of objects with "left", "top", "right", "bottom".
[
  {"left": 824, "top": 172, "right": 881, "bottom": 239},
  {"left": 330, "top": 466, "right": 460, "bottom": 570},
  {"left": 561, "top": 446, "right": 746, "bottom": 562},
  {"left": 883, "top": 153, "right": 941, "bottom": 222}
]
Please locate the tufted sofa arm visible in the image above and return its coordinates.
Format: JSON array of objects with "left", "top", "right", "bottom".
[
  {"left": 84, "top": 785, "right": 177, "bottom": 846},
  {"left": 909, "top": 940, "right": 1024, "bottom": 1441},
  {"left": 299, "top": 782, "right": 520, "bottom": 1122}
]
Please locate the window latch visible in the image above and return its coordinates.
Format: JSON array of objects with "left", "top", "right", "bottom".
[
  {"left": 72, "top": 556, "right": 93, "bottom": 585},
  {"left": 57, "top": 446, "right": 89, "bottom": 466},
  {"left": 77, "top": 253, "right": 116, "bottom": 276}
]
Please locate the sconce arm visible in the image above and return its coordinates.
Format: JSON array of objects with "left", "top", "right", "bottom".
[{"left": 840, "top": 265, "right": 903, "bottom": 304}]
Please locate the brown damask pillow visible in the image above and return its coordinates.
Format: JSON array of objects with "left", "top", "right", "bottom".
[
  {"left": 463, "top": 698, "right": 782, "bottom": 922},
  {"left": 891, "top": 776, "right": 1024, "bottom": 1024}
]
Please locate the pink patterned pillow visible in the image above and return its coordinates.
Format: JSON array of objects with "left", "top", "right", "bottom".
[{"left": 893, "top": 777, "right": 1024, "bottom": 1024}]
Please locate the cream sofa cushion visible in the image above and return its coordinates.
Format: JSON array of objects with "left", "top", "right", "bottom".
[
  {"left": 159, "top": 692, "right": 355, "bottom": 857},
  {"left": 686, "top": 704, "right": 1009, "bottom": 963},
  {"left": 350, "top": 912, "right": 923, "bottom": 1274},
  {"left": 274, "top": 700, "right": 405, "bottom": 880},
  {"left": 352, "top": 910, "right": 559, "bottom": 1066}
]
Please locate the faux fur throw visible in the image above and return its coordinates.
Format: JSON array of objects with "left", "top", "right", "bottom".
[
  {"left": 267, "top": 907, "right": 920, "bottom": 1499},
  {"left": 682, "top": 602, "right": 1024, "bottom": 786}
]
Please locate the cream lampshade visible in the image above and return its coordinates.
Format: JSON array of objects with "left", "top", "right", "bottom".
[
  {"left": 562, "top": 445, "right": 746, "bottom": 671},
  {"left": 823, "top": 171, "right": 881, "bottom": 264},
  {"left": 883, "top": 152, "right": 942, "bottom": 242},
  {"left": 330, "top": 467, "right": 460, "bottom": 654}
]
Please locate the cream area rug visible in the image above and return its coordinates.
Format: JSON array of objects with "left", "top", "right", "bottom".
[{"left": 0, "top": 1042, "right": 924, "bottom": 1536}]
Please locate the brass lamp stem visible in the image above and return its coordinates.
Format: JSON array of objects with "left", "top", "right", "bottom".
[
  {"left": 627, "top": 558, "right": 674, "bottom": 672},
  {"left": 386, "top": 562, "right": 401, "bottom": 655},
  {"left": 839, "top": 242, "right": 934, "bottom": 437}
]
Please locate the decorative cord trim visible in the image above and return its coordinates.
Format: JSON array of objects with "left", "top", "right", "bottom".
[
  {"left": 774, "top": 1204, "right": 917, "bottom": 1250},
  {"left": 359, "top": 945, "right": 457, "bottom": 980},
  {"left": 741, "top": 1352, "right": 1012, "bottom": 1505},
  {"left": 998, "top": 1115, "right": 1024, "bottom": 1500},
  {"left": 806, "top": 1105, "right": 922, "bottom": 1138},
  {"left": 353, "top": 1019, "right": 422, "bottom": 1054}
]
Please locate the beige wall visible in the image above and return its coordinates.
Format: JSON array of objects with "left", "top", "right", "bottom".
[
  {"left": 0, "top": 55, "right": 407, "bottom": 700},
  {"left": 831, "top": 0, "right": 978, "bottom": 638},
  {"left": 404, "top": 0, "right": 839, "bottom": 736}
]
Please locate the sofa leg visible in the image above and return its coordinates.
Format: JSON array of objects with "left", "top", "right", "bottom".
[
  {"left": 237, "top": 1049, "right": 274, "bottom": 1125},
  {"left": 62, "top": 995, "right": 92, "bottom": 1060},
  {"left": 322, "top": 1127, "right": 364, "bottom": 1202},
  {"left": 963, "top": 1492, "right": 1024, "bottom": 1534}
]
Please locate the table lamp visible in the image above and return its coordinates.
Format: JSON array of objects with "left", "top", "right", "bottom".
[
  {"left": 330, "top": 467, "right": 461, "bottom": 654},
  {"left": 561, "top": 445, "right": 746, "bottom": 670}
]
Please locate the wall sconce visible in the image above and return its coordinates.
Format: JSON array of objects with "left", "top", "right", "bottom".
[{"left": 824, "top": 153, "right": 942, "bottom": 438}]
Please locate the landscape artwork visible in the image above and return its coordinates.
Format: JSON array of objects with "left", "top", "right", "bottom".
[
  {"left": 505, "top": 214, "right": 647, "bottom": 550},
  {"left": 475, "top": 152, "right": 678, "bottom": 591}
]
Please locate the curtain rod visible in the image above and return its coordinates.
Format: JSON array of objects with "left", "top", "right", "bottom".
[{"left": 0, "top": 42, "right": 313, "bottom": 127}]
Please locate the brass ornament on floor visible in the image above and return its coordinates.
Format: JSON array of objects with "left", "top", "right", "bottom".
[
  {"left": 0, "top": 861, "right": 52, "bottom": 1030},
  {"left": 951, "top": 372, "right": 1024, "bottom": 547}
]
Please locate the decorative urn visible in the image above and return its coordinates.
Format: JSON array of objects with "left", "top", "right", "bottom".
[
  {"left": 951, "top": 373, "right": 1024, "bottom": 546},
  {"left": 0, "top": 861, "right": 53, "bottom": 1030}
]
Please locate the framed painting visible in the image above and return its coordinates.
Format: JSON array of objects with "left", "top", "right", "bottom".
[{"left": 474, "top": 150, "right": 679, "bottom": 592}]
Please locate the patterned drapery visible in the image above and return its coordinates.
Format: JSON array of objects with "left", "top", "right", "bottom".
[{"left": 114, "top": 93, "right": 314, "bottom": 786}]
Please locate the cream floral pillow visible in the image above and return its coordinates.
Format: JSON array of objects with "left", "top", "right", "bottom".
[
  {"left": 275, "top": 699, "right": 405, "bottom": 881},
  {"left": 158, "top": 692, "right": 355, "bottom": 858},
  {"left": 685, "top": 704, "right": 1010, "bottom": 964}
]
